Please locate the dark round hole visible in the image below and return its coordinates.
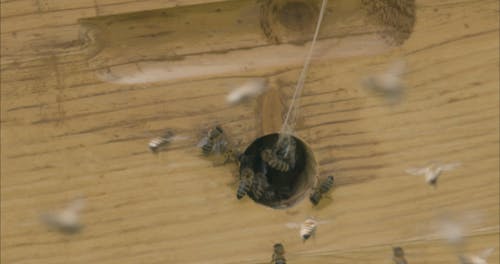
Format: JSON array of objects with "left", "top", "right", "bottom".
[
  {"left": 240, "top": 133, "right": 317, "bottom": 209},
  {"left": 278, "top": 1, "right": 317, "bottom": 32}
]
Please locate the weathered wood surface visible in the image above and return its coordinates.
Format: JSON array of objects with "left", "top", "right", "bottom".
[{"left": 1, "top": 0, "right": 499, "bottom": 263}]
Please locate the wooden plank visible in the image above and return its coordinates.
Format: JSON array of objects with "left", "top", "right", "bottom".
[{"left": 1, "top": 0, "right": 499, "bottom": 264}]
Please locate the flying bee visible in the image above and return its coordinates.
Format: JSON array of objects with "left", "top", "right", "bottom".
[
  {"left": 286, "top": 217, "right": 329, "bottom": 242},
  {"left": 237, "top": 167, "right": 254, "bottom": 199},
  {"left": 392, "top": 247, "right": 408, "bottom": 264},
  {"left": 226, "top": 78, "right": 268, "bottom": 105},
  {"left": 361, "top": 59, "right": 406, "bottom": 104},
  {"left": 272, "top": 243, "right": 286, "bottom": 264},
  {"left": 261, "top": 148, "right": 290, "bottom": 172},
  {"left": 148, "top": 130, "right": 174, "bottom": 153},
  {"left": 459, "top": 248, "right": 494, "bottom": 264},
  {"left": 300, "top": 217, "right": 318, "bottom": 242},
  {"left": 40, "top": 197, "right": 85, "bottom": 234},
  {"left": 406, "top": 161, "right": 461, "bottom": 187},
  {"left": 309, "top": 175, "right": 335, "bottom": 206}
]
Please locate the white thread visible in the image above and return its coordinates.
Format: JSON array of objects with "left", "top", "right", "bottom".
[{"left": 279, "top": 0, "right": 328, "bottom": 143}]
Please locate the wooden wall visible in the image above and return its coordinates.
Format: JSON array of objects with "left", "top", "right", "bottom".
[{"left": 1, "top": 0, "right": 499, "bottom": 263}]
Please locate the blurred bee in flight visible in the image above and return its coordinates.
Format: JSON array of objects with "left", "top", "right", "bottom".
[
  {"left": 392, "top": 247, "right": 408, "bottom": 264},
  {"left": 40, "top": 197, "right": 85, "bottom": 234},
  {"left": 286, "top": 217, "right": 329, "bottom": 242},
  {"left": 405, "top": 161, "right": 461, "bottom": 187},
  {"left": 300, "top": 217, "right": 318, "bottom": 242},
  {"left": 459, "top": 248, "right": 494, "bottom": 264},
  {"left": 148, "top": 130, "right": 174, "bottom": 153},
  {"left": 271, "top": 243, "right": 286, "bottom": 264},
  {"left": 361, "top": 59, "right": 407, "bottom": 104},
  {"left": 310, "top": 175, "right": 334, "bottom": 206}
]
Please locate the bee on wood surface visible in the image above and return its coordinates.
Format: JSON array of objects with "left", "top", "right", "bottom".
[
  {"left": 406, "top": 161, "right": 461, "bottom": 187},
  {"left": 40, "top": 197, "right": 85, "bottom": 234},
  {"left": 459, "top": 248, "right": 494, "bottom": 264},
  {"left": 392, "top": 247, "right": 408, "bottom": 264},
  {"left": 272, "top": 243, "right": 286, "bottom": 264},
  {"left": 199, "top": 126, "right": 225, "bottom": 156},
  {"left": 261, "top": 148, "right": 290, "bottom": 172},
  {"left": 237, "top": 167, "right": 255, "bottom": 200},
  {"left": 309, "top": 175, "right": 334, "bottom": 206},
  {"left": 148, "top": 131, "right": 174, "bottom": 153}
]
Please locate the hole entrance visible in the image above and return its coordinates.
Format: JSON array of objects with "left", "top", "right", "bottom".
[
  {"left": 278, "top": 1, "right": 317, "bottom": 32},
  {"left": 241, "top": 133, "right": 317, "bottom": 209}
]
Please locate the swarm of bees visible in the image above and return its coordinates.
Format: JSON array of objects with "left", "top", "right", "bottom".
[
  {"left": 309, "top": 175, "right": 334, "bottom": 206},
  {"left": 148, "top": 130, "right": 174, "bottom": 153},
  {"left": 40, "top": 197, "right": 85, "bottom": 234},
  {"left": 406, "top": 161, "right": 461, "bottom": 187},
  {"left": 392, "top": 247, "right": 408, "bottom": 264},
  {"left": 271, "top": 243, "right": 286, "bottom": 264}
]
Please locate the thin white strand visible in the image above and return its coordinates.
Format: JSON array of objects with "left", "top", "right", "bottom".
[{"left": 280, "top": 0, "right": 328, "bottom": 138}]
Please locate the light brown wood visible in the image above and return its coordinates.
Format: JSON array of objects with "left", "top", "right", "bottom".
[{"left": 1, "top": 0, "right": 499, "bottom": 264}]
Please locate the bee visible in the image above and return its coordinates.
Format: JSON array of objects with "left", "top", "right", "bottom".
[
  {"left": 392, "top": 247, "right": 408, "bottom": 264},
  {"left": 237, "top": 167, "right": 254, "bottom": 199},
  {"left": 272, "top": 243, "right": 286, "bottom": 264},
  {"left": 300, "top": 217, "right": 318, "bottom": 242},
  {"left": 309, "top": 175, "right": 334, "bottom": 206},
  {"left": 361, "top": 59, "right": 406, "bottom": 104},
  {"left": 200, "top": 126, "right": 225, "bottom": 156},
  {"left": 251, "top": 172, "right": 269, "bottom": 200},
  {"left": 406, "top": 161, "right": 461, "bottom": 187},
  {"left": 459, "top": 248, "right": 494, "bottom": 264},
  {"left": 148, "top": 131, "right": 174, "bottom": 153},
  {"left": 40, "top": 197, "right": 85, "bottom": 234},
  {"left": 226, "top": 78, "right": 268, "bottom": 105},
  {"left": 261, "top": 148, "right": 290, "bottom": 172}
]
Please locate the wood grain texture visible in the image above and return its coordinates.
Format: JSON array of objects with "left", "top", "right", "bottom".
[{"left": 1, "top": 0, "right": 499, "bottom": 264}]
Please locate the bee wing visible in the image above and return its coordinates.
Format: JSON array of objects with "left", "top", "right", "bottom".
[
  {"left": 66, "top": 197, "right": 86, "bottom": 214},
  {"left": 197, "top": 136, "right": 209, "bottom": 148},
  {"left": 386, "top": 59, "right": 406, "bottom": 77},
  {"left": 439, "top": 162, "right": 461, "bottom": 171},
  {"left": 212, "top": 139, "right": 227, "bottom": 154},
  {"left": 479, "top": 248, "right": 494, "bottom": 259},
  {"left": 405, "top": 167, "right": 428, "bottom": 176},
  {"left": 285, "top": 222, "right": 301, "bottom": 229}
]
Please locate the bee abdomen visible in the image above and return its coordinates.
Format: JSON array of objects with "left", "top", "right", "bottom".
[
  {"left": 319, "top": 175, "right": 334, "bottom": 194},
  {"left": 201, "top": 142, "right": 214, "bottom": 155},
  {"left": 274, "top": 257, "right": 286, "bottom": 264},
  {"left": 300, "top": 218, "right": 317, "bottom": 241},
  {"left": 236, "top": 181, "right": 251, "bottom": 200},
  {"left": 309, "top": 190, "right": 321, "bottom": 206},
  {"left": 261, "top": 149, "right": 290, "bottom": 172}
]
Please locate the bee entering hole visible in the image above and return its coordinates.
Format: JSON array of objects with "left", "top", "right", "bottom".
[{"left": 239, "top": 133, "right": 317, "bottom": 209}]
